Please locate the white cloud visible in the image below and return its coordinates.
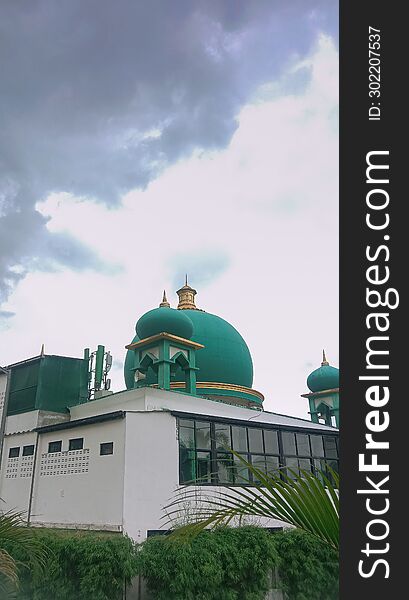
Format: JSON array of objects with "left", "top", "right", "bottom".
[{"left": 2, "top": 34, "right": 338, "bottom": 419}]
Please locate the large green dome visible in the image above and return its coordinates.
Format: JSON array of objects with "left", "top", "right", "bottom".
[
  {"left": 124, "top": 283, "right": 261, "bottom": 406},
  {"left": 124, "top": 309, "right": 253, "bottom": 389},
  {"left": 180, "top": 309, "right": 253, "bottom": 387}
]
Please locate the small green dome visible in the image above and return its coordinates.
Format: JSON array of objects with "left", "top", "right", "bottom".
[
  {"left": 136, "top": 307, "right": 194, "bottom": 341},
  {"left": 307, "top": 360, "right": 339, "bottom": 393}
]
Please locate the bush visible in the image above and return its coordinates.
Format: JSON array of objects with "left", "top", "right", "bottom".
[
  {"left": 137, "top": 526, "right": 279, "bottom": 600},
  {"left": 3, "top": 529, "right": 138, "bottom": 600},
  {"left": 273, "top": 529, "right": 339, "bottom": 600}
]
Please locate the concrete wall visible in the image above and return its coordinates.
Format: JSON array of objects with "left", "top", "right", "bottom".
[
  {"left": 123, "top": 411, "right": 179, "bottom": 542},
  {"left": 30, "top": 419, "right": 126, "bottom": 530}
]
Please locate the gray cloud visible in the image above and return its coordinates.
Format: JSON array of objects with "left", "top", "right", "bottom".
[
  {"left": 0, "top": 0, "right": 337, "bottom": 304},
  {"left": 170, "top": 250, "right": 230, "bottom": 290}
]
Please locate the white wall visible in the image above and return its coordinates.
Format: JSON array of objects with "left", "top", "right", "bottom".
[
  {"left": 123, "top": 411, "right": 179, "bottom": 542},
  {"left": 0, "top": 430, "right": 38, "bottom": 513},
  {"left": 29, "top": 419, "right": 126, "bottom": 530}
]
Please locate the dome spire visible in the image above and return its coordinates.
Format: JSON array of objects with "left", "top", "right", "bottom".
[
  {"left": 159, "top": 290, "right": 170, "bottom": 308},
  {"left": 177, "top": 277, "right": 198, "bottom": 310},
  {"left": 322, "top": 349, "right": 329, "bottom": 366}
]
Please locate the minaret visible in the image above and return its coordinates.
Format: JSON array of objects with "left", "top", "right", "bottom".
[
  {"left": 176, "top": 275, "right": 199, "bottom": 310},
  {"left": 302, "top": 350, "right": 340, "bottom": 428}
]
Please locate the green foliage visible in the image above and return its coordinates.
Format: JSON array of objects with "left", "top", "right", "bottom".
[
  {"left": 138, "top": 527, "right": 338, "bottom": 600},
  {"left": 273, "top": 529, "right": 339, "bottom": 600},
  {"left": 0, "top": 510, "right": 49, "bottom": 597},
  {"left": 3, "top": 529, "right": 138, "bottom": 600},
  {"left": 137, "top": 527, "right": 279, "bottom": 600}
]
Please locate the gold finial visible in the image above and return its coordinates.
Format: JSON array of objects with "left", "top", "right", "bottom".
[
  {"left": 176, "top": 278, "right": 198, "bottom": 310},
  {"left": 322, "top": 349, "right": 329, "bottom": 366},
  {"left": 159, "top": 290, "right": 170, "bottom": 308},
  {"left": 40, "top": 343, "right": 45, "bottom": 358}
]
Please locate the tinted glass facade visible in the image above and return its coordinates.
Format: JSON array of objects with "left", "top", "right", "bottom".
[{"left": 178, "top": 417, "right": 339, "bottom": 485}]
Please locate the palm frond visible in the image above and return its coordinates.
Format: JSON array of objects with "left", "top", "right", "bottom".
[{"left": 164, "top": 453, "right": 339, "bottom": 550}]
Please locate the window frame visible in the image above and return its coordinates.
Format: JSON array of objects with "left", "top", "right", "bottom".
[
  {"left": 48, "top": 440, "right": 62, "bottom": 454},
  {"left": 100, "top": 442, "right": 114, "bottom": 456},
  {"left": 68, "top": 437, "right": 84, "bottom": 451},
  {"left": 177, "top": 415, "right": 338, "bottom": 486}
]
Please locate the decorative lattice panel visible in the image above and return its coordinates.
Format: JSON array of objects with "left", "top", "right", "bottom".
[
  {"left": 5, "top": 457, "right": 20, "bottom": 479},
  {"left": 40, "top": 448, "right": 90, "bottom": 477}
]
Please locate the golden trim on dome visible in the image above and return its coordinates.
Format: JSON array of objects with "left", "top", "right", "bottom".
[{"left": 169, "top": 381, "right": 264, "bottom": 401}]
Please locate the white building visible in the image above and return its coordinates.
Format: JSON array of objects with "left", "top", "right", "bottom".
[{"left": 0, "top": 284, "right": 339, "bottom": 541}]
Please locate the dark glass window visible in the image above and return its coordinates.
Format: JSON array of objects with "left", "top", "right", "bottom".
[
  {"left": 180, "top": 447, "right": 196, "bottom": 483},
  {"left": 69, "top": 438, "right": 83, "bottom": 451},
  {"left": 216, "top": 453, "right": 234, "bottom": 484},
  {"left": 264, "top": 429, "right": 279, "bottom": 454},
  {"left": 265, "top": 455, "right": 280, "bottom": 475},
  {"left": 100, "top": 442, "right": 114, "bottom": 455},
  {"left": 248, "top": 428, "right": 263, "bottom": 453},
  {"left": 296, "top": 434, "right": 310, "bottom": 456},
  {"left": 177, "top": 417, "right": 338, "bottom": 487},
  {"left": 310, "top": 435, "right": 324, "bottom": 457},
  {"left": 22, "top": 445, "right": 35, "bottom": 456},
  {"left": 285, "top": 456, "right": 299, "bottom": 478},
  {"left": 298, "top": 458, "right": 312, "bottom": 473},
  {"left": 9, "top": 447, "right": 20, "bottom": 458},
  {"left": 179, "top": 420, "right": 195, "bottom": 449},
  {"left": 214, "top": 423, "right": 231, "bottom": 451},
  {"left": 195, "top": 421, "right": 211, "bottom": 449},
  {"left": 233, "top": 454, "right": 250, "bottom": 483},
  {"left": 323, "top": 436, "right": 338, "bottom": 458},
  {"left": 231, "top": 426, "right": 248, "bottom": 452},
  {"left": 196, "top": 451, "right": 212, "bottom": 482},
  {"left": 48, "top": 441, "right": 62, "bottom": 453},
  {"left": 281, "top": 431, "right": 296, "bottom": 455}
]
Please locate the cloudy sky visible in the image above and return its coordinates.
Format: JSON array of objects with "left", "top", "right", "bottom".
[{"left": 0, "top": 0, "right": 338, "bottom": 419}]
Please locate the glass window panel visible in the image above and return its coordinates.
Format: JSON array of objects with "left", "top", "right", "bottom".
[
  {"left": 216, "top": 452, "right": 234, "bottom": 484},
  {"left": 251, "top": 455, "right": 266, "bottom": 484},
  {"left": 179, "top": 418, "right": 194, "bottom": 428},
  {"left": 179, "top": 426, "right": 195, "bottom": 449},
  {"left": 196, "top": 451, "right": 212, "bottom": 483},
  {"left": 215, "top": 423, "right": 231, "bottom": 451},
  {"left": 281, "top": 432, "right": 296, "bottom": 456},
  {"left": 298, "top": 458, "right": 312, "bottom": 473},
  {"left": 9, "top": 447, "right": 20, "bottom": 458},
  {"left": 313, "top": 459, "right": 325, "bottom": 483},
  {"left": 233, "top": 454, "right": 250, "bottom": 484},
  {"left": 195, "top": 421, "right": 211, "bottom": 449},
  {"left": 231, "top": 426, "right": 248, "bottom": 452},
  {"left": 23, "top": 445, "right": 35, "bottom": 457},
  {"left": 248, "top": 428, "right": 263, "bottom": 453},
  {"left": 100, "top": 442, "right": 114, "bottom": 455},
  {"left": 265, "top": 455, "right": 280, "bottom": 476},
  {"left": 323, "top": 436, "right": 338, "bottom": 458},
  {"left": 310, "top": 435, "right": 324, "bottom": 457},
  {"left": 180, "top": 448, "right": 196, "bottom": 483},
  {"left": 48, "top": 441, "right": 62, "bottom": 454},
  {"left": 264, "top": 430, "right": 279, "bottom": 454},
  {"left": 296, "top": 434, "right": 310, "bottom": 456},
  {"left": 285, "top": 456, "right": 299, "bottom": 479},
  {"left": 69, "top": 438, "right": 83, "bottom": 451}
]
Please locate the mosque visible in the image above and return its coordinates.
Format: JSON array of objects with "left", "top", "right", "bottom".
[{"left": 0, "top": 282, "right": 339, "bottom": 541}]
